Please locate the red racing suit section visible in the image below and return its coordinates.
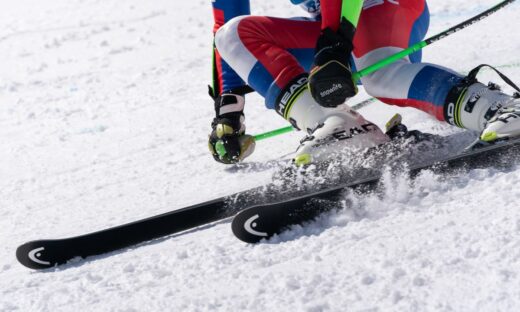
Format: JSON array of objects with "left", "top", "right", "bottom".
[
  {"left": 354, "top": 1, "right": 426, "bottom": 58},
  {"left": 319, "top": 0, "right": 342, "bottom": 30}
]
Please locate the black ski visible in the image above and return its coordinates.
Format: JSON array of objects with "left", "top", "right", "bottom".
[
  {"left": 15, "top": 158, "right": 326, "bottom": 270},
  {"left": 15, "top": 187, "right": 269, "bottom": 270},
  {"left": 231, "top": 138, "right": 520, "bottom": 243}
]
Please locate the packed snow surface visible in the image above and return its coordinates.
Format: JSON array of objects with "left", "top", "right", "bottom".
[{"left": 2, "top": 0, "right": 520, "bottom": 311}]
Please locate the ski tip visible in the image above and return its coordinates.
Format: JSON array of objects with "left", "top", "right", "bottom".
[
  {"left": 16, "top": 240, "right": 59, "bottom": 270},
  {"left": 231, "top": 207, "right": 277, "bottom": 244}
]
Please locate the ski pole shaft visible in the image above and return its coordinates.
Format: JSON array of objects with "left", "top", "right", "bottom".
[
  {"left": 254, "top": 0, "right": 515, "bottom": 142},
  {"left": 254, "top": 125, "right": 294, "bottom": 141}
]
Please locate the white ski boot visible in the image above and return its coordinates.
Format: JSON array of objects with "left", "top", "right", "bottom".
[
  {"left": 447, "top": 81, "right": 520, "bottom": 142},
  {"left": 275, "top": 76, "right": 389, "bottom": 166},
  {"left": 481, "top": 99, "right": 520, "bottom": 142}
]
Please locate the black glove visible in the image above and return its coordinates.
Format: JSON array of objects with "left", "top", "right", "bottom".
[
  {"left": 208, "top": 90, "right": 255, "bottom": 164},
  {"left": 309, "top": 18, "right": 358, "bottom": 107}
]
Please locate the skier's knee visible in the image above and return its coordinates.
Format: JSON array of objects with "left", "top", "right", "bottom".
[
  {"left": 360, "top": 72, "right": 385, "bottom": 98},
  {"left": 214, "top": 15, "right": 249, "bottom": 62},
  {"left": 215, "top": 16, "right": 272, "bottom": 57},
  {"left": 359, "top": 61, "right": 409, "bottom": 98}
]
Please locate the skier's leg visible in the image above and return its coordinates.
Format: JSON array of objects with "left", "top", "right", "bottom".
[
  {"left": 354, "top": 0, "right": 464, "bottom": 121},
  {"left": 214, "top": 16, "right": 319, "bottom": 109},
  {"left": 215, "top": 15, "right": 388, "bottom": 164},
  {"left": 356, "top": 0, "right": 520, "bottom": 141}
]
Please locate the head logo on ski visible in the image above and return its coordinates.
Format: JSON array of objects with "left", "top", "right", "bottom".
[
  {"left": 244, "top": 215, "right": 268, "bottom": 237},
  {"left": 28, "top": 247, "right": 51, "bottom": 266}
]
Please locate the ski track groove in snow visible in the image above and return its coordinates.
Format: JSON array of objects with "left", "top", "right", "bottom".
[{"left": 2, "top": 0, "right": 520, "bottom": 311}]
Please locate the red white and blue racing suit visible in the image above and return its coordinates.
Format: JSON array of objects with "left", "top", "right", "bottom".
[{"left": 211, "top": 0, "right": 463, "bottom": 122}]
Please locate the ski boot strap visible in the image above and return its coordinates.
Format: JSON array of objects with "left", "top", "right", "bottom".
[{"left": 465, "top": 64, "right": 520, "bottom": 96}]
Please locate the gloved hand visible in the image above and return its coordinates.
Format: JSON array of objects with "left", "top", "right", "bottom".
[
  {"left": 208, "top": 92, "right": 255, "bottom": 164},
  {"left": 309, "top": 18, "right": 358, "bottom": 107}
]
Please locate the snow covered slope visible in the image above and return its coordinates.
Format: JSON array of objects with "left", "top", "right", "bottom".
[{"left": 2, "top": 0, "right": 520, "bottom": 310}]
